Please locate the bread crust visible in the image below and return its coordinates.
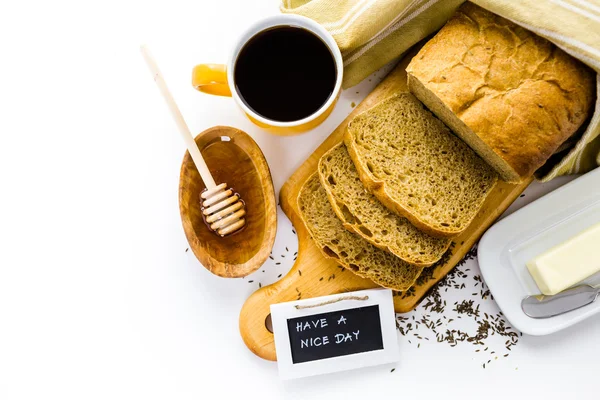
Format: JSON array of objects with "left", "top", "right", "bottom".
[{"left": 406, "top": 2, "right": 596, "bottom": 181}]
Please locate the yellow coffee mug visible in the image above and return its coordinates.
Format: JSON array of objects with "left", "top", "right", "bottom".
[{"left": 192, "top": 15, "right": 343, "bottom": 136}]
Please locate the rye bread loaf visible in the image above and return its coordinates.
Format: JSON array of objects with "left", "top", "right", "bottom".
[
  {"left": 297, "top": 173, "right": 424, "bottom": 291},
  {"left": 406, "top": 2, "right": 595, "bottom": 182},
  {"left": 344, "top": 93, "right": 498, "bottom": 238},
  {"left": 318, "top": 143, "right": 451, "bottom": 266}
]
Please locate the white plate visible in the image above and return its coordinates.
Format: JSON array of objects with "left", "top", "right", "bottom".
[{"left": 479, "top": 168, "right": 600, "bottom": 335}]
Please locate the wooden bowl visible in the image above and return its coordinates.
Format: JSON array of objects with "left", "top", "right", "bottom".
[{"left": 179, "top": 126, "right": 277, "bottom": 278}]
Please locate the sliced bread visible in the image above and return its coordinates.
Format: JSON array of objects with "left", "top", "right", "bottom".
[
  {"left": 318, "top": 143, "right": 451, "bottom": 266},
  {"left": 344, "top": 93, "right": 498, "bottom": 238},
  {"left": 297, "top": 173, "right": 424, "bottom": 291}
]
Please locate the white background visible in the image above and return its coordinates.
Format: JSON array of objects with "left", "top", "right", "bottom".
[{"left": 1, "top": 1, "right": 599, "bottom": 399}]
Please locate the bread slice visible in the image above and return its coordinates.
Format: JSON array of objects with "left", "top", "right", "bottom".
[
  {"left": 406, "top": 3, "right": 595, "bottom": 182},
  {"left": 297, "top": 173, "right": 423, "bottom": 291},
  {"left": 344, "top": 93, "right": 498, "bottom": 238},
  {"left": 318, "top": 143, "right": 451, "bottom": 266}
]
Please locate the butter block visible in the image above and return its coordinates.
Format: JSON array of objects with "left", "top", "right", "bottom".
[{"left": 527, "top": 222, "right": 600, "bottom": 295}]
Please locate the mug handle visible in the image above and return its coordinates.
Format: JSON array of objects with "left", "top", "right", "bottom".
[{"left": 192, "top": 64, "right": 232, "bottom": 97}]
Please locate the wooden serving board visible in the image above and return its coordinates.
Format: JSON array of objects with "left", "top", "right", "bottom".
[{"left": 239, "top": 49, "right": 532, "bottom": 361}]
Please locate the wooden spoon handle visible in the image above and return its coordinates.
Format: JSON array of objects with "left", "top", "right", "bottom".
[{"left": 140, "top": 45, "right": 216, "bottom": 189}]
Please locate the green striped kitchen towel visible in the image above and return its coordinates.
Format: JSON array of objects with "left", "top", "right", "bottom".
[{"left": 281, "top": 0, "right": 600, "bottom": 180}]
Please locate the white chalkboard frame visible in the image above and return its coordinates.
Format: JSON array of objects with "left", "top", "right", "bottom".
[{"left": 270, "top": 288, "right": 399, "bottom": 380}]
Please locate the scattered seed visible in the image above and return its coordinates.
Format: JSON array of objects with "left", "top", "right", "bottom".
[{"left": 394, "top": 244, "right": 521, "bottom": 366}]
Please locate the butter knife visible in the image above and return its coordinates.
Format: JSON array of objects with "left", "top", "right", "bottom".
[{"left": 522, "top": 285, "right": 600, "bottom": 319}]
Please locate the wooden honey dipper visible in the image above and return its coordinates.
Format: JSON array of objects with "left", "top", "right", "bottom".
[{"left": 141, "top": 45, "right": 246, "bottom": 236}]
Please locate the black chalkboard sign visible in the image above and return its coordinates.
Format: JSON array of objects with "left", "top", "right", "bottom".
[
  {"left": 272, "top": 289, "right": 398, "bottom": 379},
  {"left": 286, "top": 305, "right": 384, "bottom": 364}
]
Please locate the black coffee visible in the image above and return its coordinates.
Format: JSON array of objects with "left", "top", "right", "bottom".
[{"left": 234, "top": 26, "right": 337, "bottom": 122}]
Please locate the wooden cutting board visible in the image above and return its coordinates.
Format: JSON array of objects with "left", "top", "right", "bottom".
[{"left": 239, "top": 49, "right": 531, "bottom": 361}]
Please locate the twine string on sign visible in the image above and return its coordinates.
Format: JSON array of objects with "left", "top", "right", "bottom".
[{"left": 294, "top": 295, "right": 369, "bottom": 310}]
